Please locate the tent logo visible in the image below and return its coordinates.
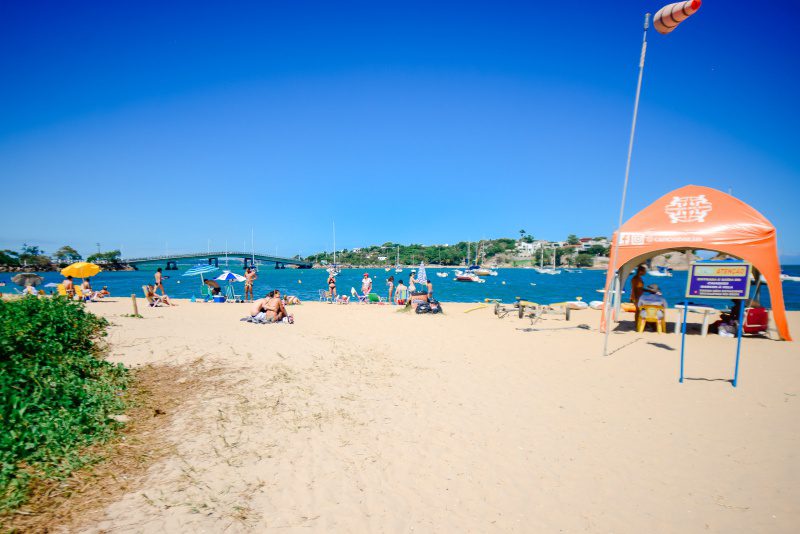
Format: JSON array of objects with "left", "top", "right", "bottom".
[{"left": 665, "top": 195, "right": 712, "bottom": 223}]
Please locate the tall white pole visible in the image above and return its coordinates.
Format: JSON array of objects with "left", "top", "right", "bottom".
[{"left": 603, "top": 13, "right": 650, "bottom": 357}]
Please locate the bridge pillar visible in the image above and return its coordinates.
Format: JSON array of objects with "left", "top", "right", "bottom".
[
  {"left": 275, "top": 262, "right": 285, "bottom": 269},
  {"left": 208, "top": 257, "right": 218, "bottom": 267},
  {"left": 243, "top": 257, "right": 254, "bottom": 269},
  {"left": 166, "top": 261, "right": 178, "bottom": 271}
]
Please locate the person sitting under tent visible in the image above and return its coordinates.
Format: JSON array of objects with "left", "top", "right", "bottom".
[{"left": 637, "top": 284, "right": 667, "bottom": 317}]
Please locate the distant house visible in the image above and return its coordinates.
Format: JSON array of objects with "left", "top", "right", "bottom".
[
  {"left": 352, "top": 248, "right": 362, "bottom": 253},
  {"left": 515, "top": 240, "right": 547, "bottom": 257},
  {"left": 577, "top": 237, "right": 609, "bottom": 251}
]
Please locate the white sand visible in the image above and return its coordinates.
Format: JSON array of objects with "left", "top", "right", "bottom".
[{"left": 80, "top": 299, "right": 800, "bottom": 533}]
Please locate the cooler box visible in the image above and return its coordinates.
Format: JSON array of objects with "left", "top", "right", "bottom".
[{"left": 213, "top": 295, "right": 226, "bottom": 303}]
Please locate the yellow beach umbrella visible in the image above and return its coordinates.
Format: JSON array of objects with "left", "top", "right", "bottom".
[{"left": 61, "top": 262, "right": 102, "bottom": 278}]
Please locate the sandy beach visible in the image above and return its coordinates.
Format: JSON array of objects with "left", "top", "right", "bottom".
[{"left": 65, "top": 299, "right": 800, "bottom": 533}]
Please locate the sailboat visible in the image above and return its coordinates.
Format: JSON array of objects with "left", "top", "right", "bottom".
[
  {"left": 395, "top": 245, "right": 403, "bottom": 273},
  {"left": 467, "top": 241, "right": 498, "bottom": 276},
  {"left": 534, "top": 244, "right": 561, "bottom": 275},
  {"left": 327, "top": 222, "right": 341, "bottom": 276}
]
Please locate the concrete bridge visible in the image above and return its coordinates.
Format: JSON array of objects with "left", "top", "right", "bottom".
[{"left": 124, "top": 251, "right": 313, "bottom": 270}]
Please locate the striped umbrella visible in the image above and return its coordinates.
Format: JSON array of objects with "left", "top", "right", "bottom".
[
  {"left": 182, "top": 264, "right": 218, "bottom": 277},
  {"left": 215, "top": 270, "right": 246, "bottom": 282},
  {"left": 416, "top": 262, "right": 427, "bottom": 285},
  {"left": 182, "top": 264, "right": 219, "bottom": 287}
]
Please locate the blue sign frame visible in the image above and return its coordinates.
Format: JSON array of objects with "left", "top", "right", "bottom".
[{"left": 680, "top": 260, "right": 751, "bottom": 388}]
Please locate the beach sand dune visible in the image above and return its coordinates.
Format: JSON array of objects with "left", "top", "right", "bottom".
[{"left": 79, "top": 300, "right": 799, "bottom": 533}]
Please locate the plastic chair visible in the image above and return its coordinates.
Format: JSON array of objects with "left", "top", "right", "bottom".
[
  {"left": 395, "top": 288, "right": 409, "bottom": 305},
  {"left": 319, "top": 289, "right": 332, "bottom": 302},
  {"left": 637, "top": 305, "right": 666, "bottom": 333}
]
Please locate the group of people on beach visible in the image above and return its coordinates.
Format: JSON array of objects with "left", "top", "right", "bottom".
[
  {"left": 325, "top": 270, "right": 433, "bottom": 305},
  {"left": 61, "top": 275, "right": 110, "bottom": 300},
  {"left": 249, "top": 289, "right": 294, "bottom": 323}
]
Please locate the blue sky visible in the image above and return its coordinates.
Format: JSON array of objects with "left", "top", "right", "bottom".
[{"left": 1, "top": 0, "right": 798, "bottom": 261}]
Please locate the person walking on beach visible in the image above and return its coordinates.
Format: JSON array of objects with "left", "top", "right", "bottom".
[
  {"left": 154, "top": 268, "right": 166, "bottom": 295},
  {"left": 426, "top": 279, "right": 433, "bottom": 299},
  {"left": 244, "top": 267, "right": 257, "bottom": 302},
  {"left": 408, "top": 270, "right": 417, "bottom": 293},
  {"left": 362, "top": 272, "right": 372, "bottom": 296},
  {"left": 387, "top": 275, "right": 395, "bottom": 303},
  {"left": 630, "top": 265, "right": 647, "bottom": 324},
  {"left": 327, "top": 272, "right": 337, "bottom": 300}
]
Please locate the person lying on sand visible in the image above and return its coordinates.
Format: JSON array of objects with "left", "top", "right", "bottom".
[{"left": 283, "top": 295, "right": 300, "bottom": 305}]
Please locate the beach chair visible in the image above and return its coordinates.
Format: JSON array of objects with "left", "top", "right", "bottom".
[
  {"left": 57, "top": 283, "right": 68, "bottom": 296},
  {"left": 351, "top": 287, "right": 368, "bottom": 304},
  {"left": 319, "top": 289, "right": 332, "bottom": 303},
  {"left": 395, "top": 288, "right": 409, "bottom": 305},
  {"left": 636, "top": 304, "right": 666, "bottom": 333},
  {"left": 142, "top": 285, "right": 165, "bottom": 307}
]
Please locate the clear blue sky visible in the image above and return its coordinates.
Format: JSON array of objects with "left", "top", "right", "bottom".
[{"left": 1, "top": 0, "right": 798, "bottom": 261}]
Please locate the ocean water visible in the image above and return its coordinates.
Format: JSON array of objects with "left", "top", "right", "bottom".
[{"left": 3, "top": 265, "right": 800, "bottom": 311}]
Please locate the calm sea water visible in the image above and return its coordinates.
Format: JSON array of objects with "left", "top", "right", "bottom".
[{"left": 3, "top": 264, "right": 800, "bottom": 310}]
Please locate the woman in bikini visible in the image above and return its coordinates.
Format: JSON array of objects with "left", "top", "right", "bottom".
[{"left": 327, "top": 272, "right": 337, "bottom": 300}]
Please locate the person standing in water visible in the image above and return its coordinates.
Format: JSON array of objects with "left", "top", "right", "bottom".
[
  {"left": 327, "top": 272, "right": 337, "bottom": 301},
  {"left": 244, "top": 267, "right": 257, "bottom": 302},
  {"left": 387, "top": 275, "right": 395, "bottom": 303},
  {"left": 154, "top": 267, "right": 166, "bottom": 295}
]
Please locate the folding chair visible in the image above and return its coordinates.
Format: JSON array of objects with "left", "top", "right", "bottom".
[
  {"left": 142, "top": 285, "right": 165, "bottom": 307},
  {"left": 319, "top": 289, "right": 332, "bottom": 302},
  {"left": 351, "top": 287, "right": 368, "bottom": 304}
]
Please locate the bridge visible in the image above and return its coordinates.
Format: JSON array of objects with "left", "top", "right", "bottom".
[{"left": 124, "top": 251, "right": 313, "bottom": 270}]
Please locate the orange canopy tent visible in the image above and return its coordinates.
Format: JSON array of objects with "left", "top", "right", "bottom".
[{"left": 601, "top": 185, "right": 791, "bottom": 341}]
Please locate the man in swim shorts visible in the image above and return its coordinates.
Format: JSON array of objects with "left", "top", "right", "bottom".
[{"left": 244, "top": 267, "right": 257, "bottom": 302}]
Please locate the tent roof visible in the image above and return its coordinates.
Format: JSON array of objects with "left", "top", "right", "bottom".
[
  {"left": 603, "top": 185, "right": 791, "bottom": 341},
  {"left": 616, "top": 185, "right": 774, "bottom": 250}
]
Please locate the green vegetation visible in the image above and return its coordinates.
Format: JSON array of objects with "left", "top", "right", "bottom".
[
  {"left": 0, "top": 244, "right": 52, "bottom": 269},
  {"left": 53, "top": 245, "right": 83, "bottom": 264},
  {"left": 86, "top": 249, "right": 122, "bottom": 265},
  {"left": 305, "top": 239, "right": 519, "bottom": 267},
  {"left": 0, "top": 297, "right": 129, "bottom": 513}
]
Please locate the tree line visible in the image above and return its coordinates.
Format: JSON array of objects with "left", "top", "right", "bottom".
[{"left": 0, "top": 244, "right": 123, "bottom": 268}]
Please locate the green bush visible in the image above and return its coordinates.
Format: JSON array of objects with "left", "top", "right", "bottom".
[{"left": 0, "top": 297, "right": 129, "bottom": 513}]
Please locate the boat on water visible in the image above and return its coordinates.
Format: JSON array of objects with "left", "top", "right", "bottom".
[
  {"left": 470, "top": 267, "right": 498, "bottom": 276},
  {"left": 394, "top": 245, "right": 402, "bottom": 273},
  {"left": 781, "top": 273, "right": 800, "bottom": 282},
  {"left": 454, "top": 270, "right": 485, "bottom": 283},
  {"left": 648, "top": 265, "right": 673, "bottom": 277},
  {"left": 327, "top": 222, "right": 341, "bottom": 276},
  {"left": 533, "top": 244, "right": 561, "bottom": 275},
  {"left": 563, "top": 268, "right": 583, "bottom": 273},
  {"left": 436, "top": 272, "right": 449, "bottom": 278}
]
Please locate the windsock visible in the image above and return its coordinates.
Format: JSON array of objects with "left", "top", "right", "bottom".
[{"left": 653, "top": 0, "right": 701, "bottom": 35}]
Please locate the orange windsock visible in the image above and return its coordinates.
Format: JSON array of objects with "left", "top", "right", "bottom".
[{"left": 653, "top": 0, "right": 701, "bottom": 35}]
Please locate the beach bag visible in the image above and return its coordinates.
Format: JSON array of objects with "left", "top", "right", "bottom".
[
  {"left": 415, "top": 302, "right": 431, "bottom": 314},
  {"left": 428, "top": 299, "right": 442, "bottom": 314}
]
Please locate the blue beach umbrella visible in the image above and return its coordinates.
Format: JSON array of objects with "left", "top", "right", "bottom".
[{"left": 215, "top": 270, "right": 246, "bottom": 299}]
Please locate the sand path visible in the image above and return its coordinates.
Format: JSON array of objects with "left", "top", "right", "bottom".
[{"left": 80, "top": 300, "right": 799, "bottom": 533}]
